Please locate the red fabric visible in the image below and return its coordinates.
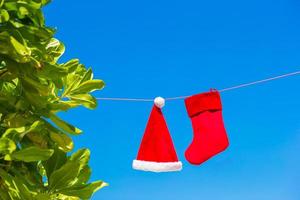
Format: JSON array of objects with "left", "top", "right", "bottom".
[
  {"left": 136, "top": 105, "right": 179, "bottom": 162},
  {"left": 185, "top": 90, "right": 222, "bottom": 117},
  {"left": 184, "top": 90, "right": 229, "bottom": 165}
]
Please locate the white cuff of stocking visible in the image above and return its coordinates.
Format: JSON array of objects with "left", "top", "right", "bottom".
[{"left": 132, "top": 159, "right": 182, "bottom": 172}]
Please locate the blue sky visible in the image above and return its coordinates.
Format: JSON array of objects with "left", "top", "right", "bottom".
[{"left": 44, "top": 0, "right": 300, "bottom": 199}]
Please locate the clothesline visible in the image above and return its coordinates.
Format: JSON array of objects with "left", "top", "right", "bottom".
[{"left": 95, "top": 70, "right": 300, "bottom": 102}]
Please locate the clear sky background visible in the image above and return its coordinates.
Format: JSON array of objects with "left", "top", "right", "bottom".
[{"left": 44, "top": 0, "right": 300, "bottom": 199}]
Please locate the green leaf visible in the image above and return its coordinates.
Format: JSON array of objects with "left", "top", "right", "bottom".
[
  {"left": 4, "top": 2, "right": 17, "bottom": 11},
  {"left": 3, "top": 120, "right": 43, "bottom": 140},
  {"left": 0, "top": 9, "right": 9, "bottom": 23},
  {"left": 70, "top": 80, "right": 105, "bottom": 95},
  {"left": 10, "top": 176, "right": 35, "bottom": 200},
  {"left": 60, "top": 181, "right": 108, "bottom": 199},
  {"left": 76, "top": 165, "right": 91, "bottom": 185},
  {"left": 18, "top": 6, "right": 29, "bottom": 16},
  {"left": 0, "top": 188, "right": 11, "bottom": 200},
  {"left": 26, "top": 131, "right": 48, "bottom": 148},
  {"left": 41, "top": 0, "right": 52, "bottom": 6},
  {"left": 43, "top": 148, "right": 67, "bottom": 179},
  {"left": 9, "top": 36, "right": 31, "bottom": 57},
  {"left": 62, "top": 74, "right": 81, "bottom": 97},
  {"left": 9, "top": 19, "right": 24, "bottom": 28},
  {"left": 46, "top": 38, "right": 65, "bottom": 62},
  {"left": 21, "top": 76, "right": 51, "bottom": 96},
  {"left": 69, "top": 148, "right": 90, "bottom": 169},
  {"left": 62, "top": 59, "right": 80, "bottom": 73},
  {"left": 79, "top": 68, "right": 93, "bottom": 84},
  {"left": 11, "top": 146, "right": 54, "bottom": 162},
  {"left": 69, "top": 94, "right": 97, "bottom": 109},
  {"left": 0, "top": 0, "right": 4, "bottom": 8},
  {"left": 50, "top": 113, "right": 82, "bottom": 135},
  {"left": 50, "top": 131, "right": 73, "bottom": 152},
  {"left": 29, "top": 1, "right": 43, "bottom": 9},
  {"left": 0, "top": 137, "right": 16, "bottom": 154},
  {"left": 35, "top": 194, "right": 52, "bottom": 200},
  {"left": 49, "top": 161, "right": 81, "bottom": 191},
  {"left": 51, "top": 194, "right": 80, "bottom": 200},
  {"left": 0, "top": 168, "right": 36, "bottom": 200},
  {"left": 37, "top": 63, "right": 68, "bottom": 84},
  {"left": 50, "top": 100, "right": 79, "bottom": 111}
]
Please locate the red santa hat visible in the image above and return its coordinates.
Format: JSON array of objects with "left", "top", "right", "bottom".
[{"left": 132, "top": 97, "right": 182, "bottom": 172}]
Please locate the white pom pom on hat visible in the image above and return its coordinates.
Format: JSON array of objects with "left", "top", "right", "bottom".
[{"left": 154, "top": 97, "right": 165, "bottom": 108}]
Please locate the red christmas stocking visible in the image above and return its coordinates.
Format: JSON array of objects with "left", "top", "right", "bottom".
[{"left": 184, "top": 90, "right": 229, "bottom": 165}]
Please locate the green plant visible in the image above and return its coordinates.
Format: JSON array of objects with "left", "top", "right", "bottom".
[{"left": 0, "top": 0, "right": 107, "bottom": 199}]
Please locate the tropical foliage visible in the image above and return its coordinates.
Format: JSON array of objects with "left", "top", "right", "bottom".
[{"left": 0, "top": 0, "right": 107, "bottom": 199}]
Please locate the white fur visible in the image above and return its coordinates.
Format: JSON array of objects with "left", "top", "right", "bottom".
[
  {"left": 132, "top": 160, "right": 182, "bottom": 172},
  {"left": 154, "top": 97, "right": 165, "bottom": 108}
]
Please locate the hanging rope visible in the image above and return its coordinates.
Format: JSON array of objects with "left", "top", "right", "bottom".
[{"left": 95, "top": 70, "right": 300, "bottom": 102}]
